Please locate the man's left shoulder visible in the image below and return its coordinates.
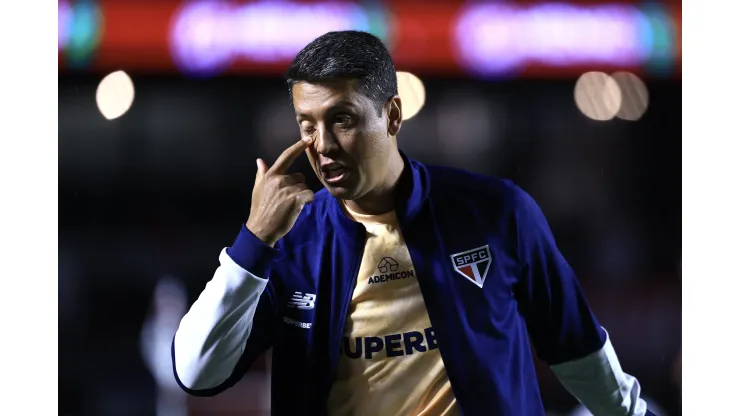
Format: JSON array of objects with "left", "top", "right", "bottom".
[{"left": 425, "top": 164, "right": 527, "bottom": 207}]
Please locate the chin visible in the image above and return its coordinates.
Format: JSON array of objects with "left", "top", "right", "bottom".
[
  {"left": 325, "top": 185, "right": 356, "bottom": 200},
  {"left": 322, "top": 179, "right": 365, "bottom": 200}
]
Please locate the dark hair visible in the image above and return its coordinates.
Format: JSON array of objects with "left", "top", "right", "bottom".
[{"left": 285, "top": 30, "right": 398, "bottom": 115}]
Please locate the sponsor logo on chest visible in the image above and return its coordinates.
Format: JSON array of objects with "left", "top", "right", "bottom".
[
  {"left": 367, "top": 256, "right": 416, "bottom": 284},
  {"left": 341, "top": 327, "right": 438, "bottom": 359}
]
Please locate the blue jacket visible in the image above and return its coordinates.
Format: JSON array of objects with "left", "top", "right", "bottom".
[{"left": 172, "top": 155, "right": 651, "bottom": 415}]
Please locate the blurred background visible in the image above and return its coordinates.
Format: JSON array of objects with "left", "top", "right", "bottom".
[{"left": 58, "top": 0, "right": 682, "bottom": 415}]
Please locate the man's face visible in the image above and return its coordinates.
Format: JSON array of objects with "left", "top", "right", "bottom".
[{"left": 292, "top": 79, "right": 400, "bottom": 200}]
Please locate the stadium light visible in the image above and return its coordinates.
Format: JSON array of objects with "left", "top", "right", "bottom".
[
  {"left": 396, "top": 71, "right": 426, "bottom": 121},
  {"left": 574, "top": 71, "right": 622, "bottom": 121},
  {"left": 612, "top": 71, "right": 649, "bottom": 121},
  {"left": 96, "top": 70, "right": 135, "bottom": 120}
]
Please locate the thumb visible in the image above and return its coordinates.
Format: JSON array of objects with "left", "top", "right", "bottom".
[{"left": 256, "top": 158, "right": 269, "bottom": 176}]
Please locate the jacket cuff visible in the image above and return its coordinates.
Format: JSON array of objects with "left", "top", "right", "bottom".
[{"left": 226, "top": 224, "right": 279, "bottom": 277}]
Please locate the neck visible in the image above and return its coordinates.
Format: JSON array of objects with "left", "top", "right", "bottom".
[{"left": 344, "top": 149, "right": 404, "bottom": 215}]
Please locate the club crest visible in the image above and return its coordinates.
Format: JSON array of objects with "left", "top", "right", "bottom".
[{"left": 450, "top": 245, "right": 492, "bottom": 288}]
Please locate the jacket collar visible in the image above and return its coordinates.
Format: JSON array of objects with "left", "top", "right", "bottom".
[{"left": 329, "top": 151, "right": 430, "bottom": 240}]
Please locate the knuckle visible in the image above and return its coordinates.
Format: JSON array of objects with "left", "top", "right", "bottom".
[
  {"left": 267, "top": 175, "right": 282, "bottom": 187},
  {"left": 277, "top": 187, "right": 291, "bottom": 199}
]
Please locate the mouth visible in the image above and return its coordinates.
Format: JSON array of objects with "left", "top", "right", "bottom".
[{"left": 320, "top": 163, "right": 349, "bottom": 185}]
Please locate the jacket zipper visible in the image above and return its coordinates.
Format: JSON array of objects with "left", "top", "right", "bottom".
[
  {"left": 328, "top": 236, "right": 365, "bottom": 395},
  {"left": 335, "top": 253, "right": 363, "bottom": 355},
  {"left": 404, "top": 206, "right": 466, "bottom": 416}
]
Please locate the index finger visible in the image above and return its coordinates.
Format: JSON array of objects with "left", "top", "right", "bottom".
[{"left": 268, "top": 137, "right": 313, "bottom": 175}]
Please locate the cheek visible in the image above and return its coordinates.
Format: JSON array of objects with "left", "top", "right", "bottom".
[
  {"left": 305, "top": 148, "right": 320, "bottom": 173},
  {"left": 340, "top": 132, "right": 377, "bottom": 168},
  {"left": 361, "top": 126, "right": 391, "bottom": 160},
  {"left": 346, "top": 121, "right": 387, "bottom": 157}
]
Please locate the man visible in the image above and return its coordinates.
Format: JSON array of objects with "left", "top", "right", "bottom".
[{"left": 172, "top": 31, "right": 654, "bottom": 415}]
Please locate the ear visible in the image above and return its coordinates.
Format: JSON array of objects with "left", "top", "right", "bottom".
[{"left": 386, "top": 95, "right": 403, "bottom": 137}]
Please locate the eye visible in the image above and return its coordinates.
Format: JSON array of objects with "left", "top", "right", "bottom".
[
  {"left": 300, "top": 123, "right": 316, "bottom": 135},
  {"left": 335, "top": 114, "right": 353, "bottom": 125}
]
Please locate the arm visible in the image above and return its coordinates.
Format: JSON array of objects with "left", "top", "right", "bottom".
[
  {"left": 511, "top": 187, "right": 652, "bottom": 416},
  {"left": 172, "top": 137, "right": 314, "bottom": 395},
  {"left": 172, "top": 225, "right": 278, "bottom": 395}
]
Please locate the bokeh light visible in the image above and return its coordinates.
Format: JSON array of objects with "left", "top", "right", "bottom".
[
  {"left": 574, "top": 71, "right": 622, "bottom": 121},
  {"left": 58, "top": 1, "right": 72, "bottom": 51},
  {"left": 96, "top": 71, "right": 135, "bottom": 120},
  {"left": 396, "top": 71, "right": 426, "bottom": 121},
  {"left": 612, "top": 71, "right": 649, "bottom": 121}
]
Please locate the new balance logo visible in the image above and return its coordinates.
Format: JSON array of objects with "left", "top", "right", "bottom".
[{"left": 287, "top": 292, "right": 316, "bottom": 310}]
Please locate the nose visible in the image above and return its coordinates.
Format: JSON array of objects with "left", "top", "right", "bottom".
[{"left": 315, "top": 125, "right": 339, "bottom": 155}]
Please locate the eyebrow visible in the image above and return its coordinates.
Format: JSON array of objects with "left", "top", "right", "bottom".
[{"left": 296, "top": 100, "right": 358, "bottom": 120}]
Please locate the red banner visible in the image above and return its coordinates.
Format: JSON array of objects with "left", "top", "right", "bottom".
[{"left": 58, "top": 0, "right": 681, "bottom": 78}]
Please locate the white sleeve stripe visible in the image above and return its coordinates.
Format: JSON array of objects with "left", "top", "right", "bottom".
[
  {"left": 173, "top": 248, "right": 269, "bottom": 390},
  {"left": 550, "top": 328, "right": 648, "bottom": 416}
]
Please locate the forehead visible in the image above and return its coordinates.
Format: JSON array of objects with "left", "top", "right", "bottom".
[{"left": 292, "top": 80, "right": 370, "bottom": 117}]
